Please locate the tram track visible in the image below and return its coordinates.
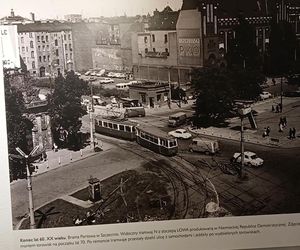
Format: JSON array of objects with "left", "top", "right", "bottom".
[{"left": 96, "top": 134, "right": 214, "bottom": 219}]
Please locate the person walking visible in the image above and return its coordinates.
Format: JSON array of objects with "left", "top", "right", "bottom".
[
  {"left": 283, "top": 117, "right": 287, "bottom": 127},
  {"left": 266, "top": 126, "right": 271, "bottom": 136},
  {"left": 292, "top": 127, "right": 296, "bottom": 139},
  {"left": 289, "top": 128, "right": 293, "bottom": 139},
  {"left": 279, "top": 123, "right": 284, "bottom": 132}
]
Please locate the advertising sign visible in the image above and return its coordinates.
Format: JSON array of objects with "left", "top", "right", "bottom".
[
  {"left": 0, "top": 25, "right": 20, "bottom": 69},
  {"left": 178, "top": 38, "right": 200, "bottom": 57}
]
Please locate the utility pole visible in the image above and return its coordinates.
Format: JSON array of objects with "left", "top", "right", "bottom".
[
  {"left": 280, "top": 76, "right": 283, "bottom": 112},
  {"left": 240, "top": 116, "right": 245, "bottom": 178},
  {"left": 167, "top": 67, "right": 172, "bottom": 109},
  {"left": 90, "top": 83, "right": 94, "bottom": 150},
  {"left": 16, "top": 146, "right": 40, "bottom": 229}
]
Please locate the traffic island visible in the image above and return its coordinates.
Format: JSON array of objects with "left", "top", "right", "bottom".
[{"left": 18, "top": 169, "right": 173, "bottom": 229}]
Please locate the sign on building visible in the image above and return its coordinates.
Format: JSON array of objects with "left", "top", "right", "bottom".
[
  {"left": 178, "top": 38, "right": 200, "bottom": 57},
  {"left": 0, "top": 25, "right": 20, "bottom": 69}
]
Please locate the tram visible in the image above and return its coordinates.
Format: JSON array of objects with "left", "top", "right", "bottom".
[
  {"left": 94, "top": 116, "right": 137, "bottom": 141},
  {"left": 135, "top": 125, "right": 178, "bottom": 156}
]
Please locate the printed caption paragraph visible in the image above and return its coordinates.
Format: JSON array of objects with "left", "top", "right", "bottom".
[{"left": 19, "top": 221, "right": 300, "bottom": 248}]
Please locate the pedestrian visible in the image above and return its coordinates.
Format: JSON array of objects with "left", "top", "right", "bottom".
[
  {"left": 282, "top": 117, "right": 287, "bottom": 127},
  {"left": 279, "top": 103, "right": 282, "bottom": 113},
  {"left": 279, "top": 123, "right": 283, "bottom": 132},
  {"left": 276, "top": 105, "right": 279, "bottom": 113},
  {"left": 289, "top": 128, "right": 293, "bottom": 139},
  {"left": 266, "top": 126, "right": 271, "bottom": 136},
  {"left": 272, "top": 105, "right": 275, "bottom": 112},
  {"left": 292, "top": 127, "right": 296, "bottom": 139},
  {"left": 262, "top": 128, "right": 267, "bottom": 138},
  {"left": 272, "top": 78, "right": 276, "bottom": 86}
]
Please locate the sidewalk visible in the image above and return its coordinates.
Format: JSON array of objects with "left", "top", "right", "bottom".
[
  {"left": 32, "top": 142, "right": 114, "bottom": 176},
  {"left": 188, "top": 97, "right": 300, "bottom": 148}
]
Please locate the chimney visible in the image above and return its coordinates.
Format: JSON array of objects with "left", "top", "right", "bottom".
[
  {"left": 11, "top": 9, "right": 15, "bottom": 17},
  {"left": 30, "top": 12, "right": 35, "bottom": 21}
]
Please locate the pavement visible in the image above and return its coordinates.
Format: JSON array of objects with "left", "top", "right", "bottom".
[{"left": 188, "top": 97, "right": 300, "bottom": 149}]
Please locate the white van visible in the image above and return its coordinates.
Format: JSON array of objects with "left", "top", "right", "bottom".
[{"left": 189, "top": 138, "right": 220, "bottom": 155}]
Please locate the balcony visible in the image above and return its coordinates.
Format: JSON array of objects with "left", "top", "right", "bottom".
[{"left": 145, "top": 51, "right": 169, "bottom": 58}]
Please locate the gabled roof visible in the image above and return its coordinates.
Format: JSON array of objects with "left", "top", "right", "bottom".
[{"left": 148, "top": 7, "right": 179, "bottom": 30}]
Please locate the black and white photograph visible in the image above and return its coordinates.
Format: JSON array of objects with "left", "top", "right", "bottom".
[{"left": 1, "top": 0, "right": 300, "bottom": 232}]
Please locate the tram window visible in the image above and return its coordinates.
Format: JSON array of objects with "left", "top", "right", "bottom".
[
  {"left": 125, "top": 126, "right": 131, "bottom": 132},
  {"left": 141, "top": 132, "right": 145, "bottom": 138},
  {"left": 119, "top": 125, "right": 124, "bottom": 131},
  {"left": 108, "top": 123, "right": 113, "bottom": 128},
  {"left": 145, "top": 135, "right": 149, "bottom": 140},
  {"left": 169, "top": 139, "right": 177, "bottom": 147},
  {"left": 113, "top": 124, "right": 118, "bottom": 130},
  {"left": 103, "top": 122, "right": 108, "bottom": 127},
  {"left": 132, "top": 127, "right": 136, "bottom": 132},
  {"left": 153, "top": 137, "right": 158, "bottom": 144},
  {"left": 161, "top": 139, "right": 166, "bottom": 146}
]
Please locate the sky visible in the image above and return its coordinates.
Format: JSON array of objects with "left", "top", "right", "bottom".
[{"left": 1, "top": 0, "right": 183, "bottom": 20}]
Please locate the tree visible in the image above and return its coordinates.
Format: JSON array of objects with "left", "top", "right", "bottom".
[
  {"left": 191, "top": 68, "right": 235, "bottom": 127},
  {"left": 48, "top": 71, "right": 89, "bottom": 149},
  {"left": 269, "top": 21, "right": 297, "bottom": 75},
  {"left": 4, "top": 73, "right": 33, "bottom": 181},
  {"left": 226, "top": 16, "right": 261, "bottom": 70}
]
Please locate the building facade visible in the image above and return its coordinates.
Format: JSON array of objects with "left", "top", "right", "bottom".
[{"left": 17, "top": 22, "right": 74, "bottom": 77}]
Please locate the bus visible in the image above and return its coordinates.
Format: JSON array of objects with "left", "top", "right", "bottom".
[
  {"left": 168, "top": 112, "right": 187, "bottom": 127},
  {"left": 124, "top": 107, "right": 145, "bottom": 118},
  {"left": 116, "top": 82, "right": 132, "bottom": 90},
  {"left": 136, "top": 125, "right": 178, "bottom": 156},
  {"left": 95, "top": 117, "right": 137, "bottom": 141}
]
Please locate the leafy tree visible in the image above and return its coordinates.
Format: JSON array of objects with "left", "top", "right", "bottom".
[
  {"left": 48, "top": 71, "right": 89, "bottom": 149},
  {"left": 4, "top": 73, "right": 33, "bottom": 181},
  {"left": 191, "top": 68, "right": 235, "bottom": 126},
  {"left": 269, "top": 21, "right": 297, "bottom": 75},
  {"left": 226, "top": 16, "right": 261, "bottom": 70}
]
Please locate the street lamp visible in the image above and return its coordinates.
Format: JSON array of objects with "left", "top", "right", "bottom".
[
  {"left": 237, "top": 105, "right": 252, "bottom": 180},
  {"left": 15, "top": 145, "right": 40, "bottom": 229},
  {"left": 89, "top": 81, "right": 94, "bottom": 150}
]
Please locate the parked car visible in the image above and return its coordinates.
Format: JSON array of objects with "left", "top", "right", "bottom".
[
  {"left": 90, "top": 71, "right": 96, "bottom": 76},
  {"left": 168, "top": 129, "right": 192, "bottom": 139},
  {"left": 99, "top": 78, "right": 114, "bottom": 84},
  {"left": 231, "top": 151, "right": 264, "bottom": 167},
  {"left": 84, "top": 71, "right": 91, "bottom": 76},
  {"left": 115, "top": 73, "right": 126, "bottom": 79},
  {"left": 260, "top": 91, "right": 272, "bottom": 100},
  {"left": 107, "top": 72, "right": 116, "bottom": 78}
]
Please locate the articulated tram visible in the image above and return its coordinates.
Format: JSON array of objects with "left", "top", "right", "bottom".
[
  {"left": 94, "top": 117, "right": 178, "bottom": 156},
  {"left": 94, "top": 116, "right": 137, "bottom": 141},
  {"left": 135, "top": 125, "right": 178, "bottom": 156}
]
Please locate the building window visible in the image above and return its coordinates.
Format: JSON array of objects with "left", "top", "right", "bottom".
[
  {"left": 26, "top": 47, "right": 28, "bottom": 52},
  {"left": 141, "top": 93, "right": 146, "bottom": 103},
  {"left": 56, "top": 49, "right": 59, "bottom": 56},
  {"left": 48, "top": 55, "right": 50, "bottom": 61},
  {"left": 152, "top": 34, "right": 155, "bottom": 42},
  {"left": 164, "top": 34, "right": 168, "bottom": 43},
  {"left": 22, "top": 47, "right": 25, "bottom": 52},
  {"left": 68, "top": 34, "right": 71, "bottom": 40},
  {"left": 47, "top": 45, "right": 49, "bottom": 50},
  {"left": 55, "top": 39, "right": 58, "bottom": 46},
  {"left": 64, "top": 34, "right": 66, "bottom": 40},
  {"left": 57, "top": 59, "right": 60, "bottom": 65},
  {"left": 144, "top": 36, "right": 148, "bottom": 43},
  {"left": 21, "top": 37, "right": 24, "bottom": 43},
  {"left": 30, "top": 41, "right": 34, "bottom": 48},
  {"left": 70, "top": 52, "right": 72, "bottom": 58},
  {"left": 69, "top": 44, "right": 72, "bottom": 50},
  {"left": 65, "top": 44, "right": 67, "bottom": 50},
  {"left": 165, "top": 48, "right": 169, "bottom": 54},
  {"left": 29, "top": 33, "right": 33, "bottom": 38},
  {"left": 66, "top": 54, "right": 68, "bottom": 60},
  {"left": 45, "top": 35, "right": 48, "bottom": 42},
  {"left": 41, "top": 35, "right": 44, "bottom": 41},
  {"left": 37, "top": 36, "right": 40, "bottom": 42},
  {"left": 153, "top": 48, "right": 156, "bottom": 52},
  {"left": 43, "top": 45, "right": 45, "bottom": 51},
  {"left": 31, "top": 51, "right": 35, "bottom": 58},
  {"left": 39, "top": 56, "right": 42, "bottom": 62},
  {"left": 38, "top": 45, "right": 41, "bottom": 51},
  {"left": 145, "top": 48, "right": 148, "bottom": 53},
  {"left": 43, "top": 55, "right": 46, "bottom": 62},
  {"left": 32, "top": 61, "right": 35, "bottom": 69}
]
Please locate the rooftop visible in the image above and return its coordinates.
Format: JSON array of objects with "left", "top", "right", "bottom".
[
  {"left": 148, "top": 6, "right": 179, "bottom": 30},
  {"left": 17, "top": 22, "right": 72, "bottom": 33}
]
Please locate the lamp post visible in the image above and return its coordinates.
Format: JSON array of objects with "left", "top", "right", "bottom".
[
  {"left": 89, "top": 82, "right": 94, "bottom": 150},
  {"left": 237, "top": 106, "right": 252, "bottom": 179},
  {"left": 167, "top": 67, "right": 172, "bottom": 109},
  {"left": 15, "top": 146, "right": 40, "bottom": 229}
]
